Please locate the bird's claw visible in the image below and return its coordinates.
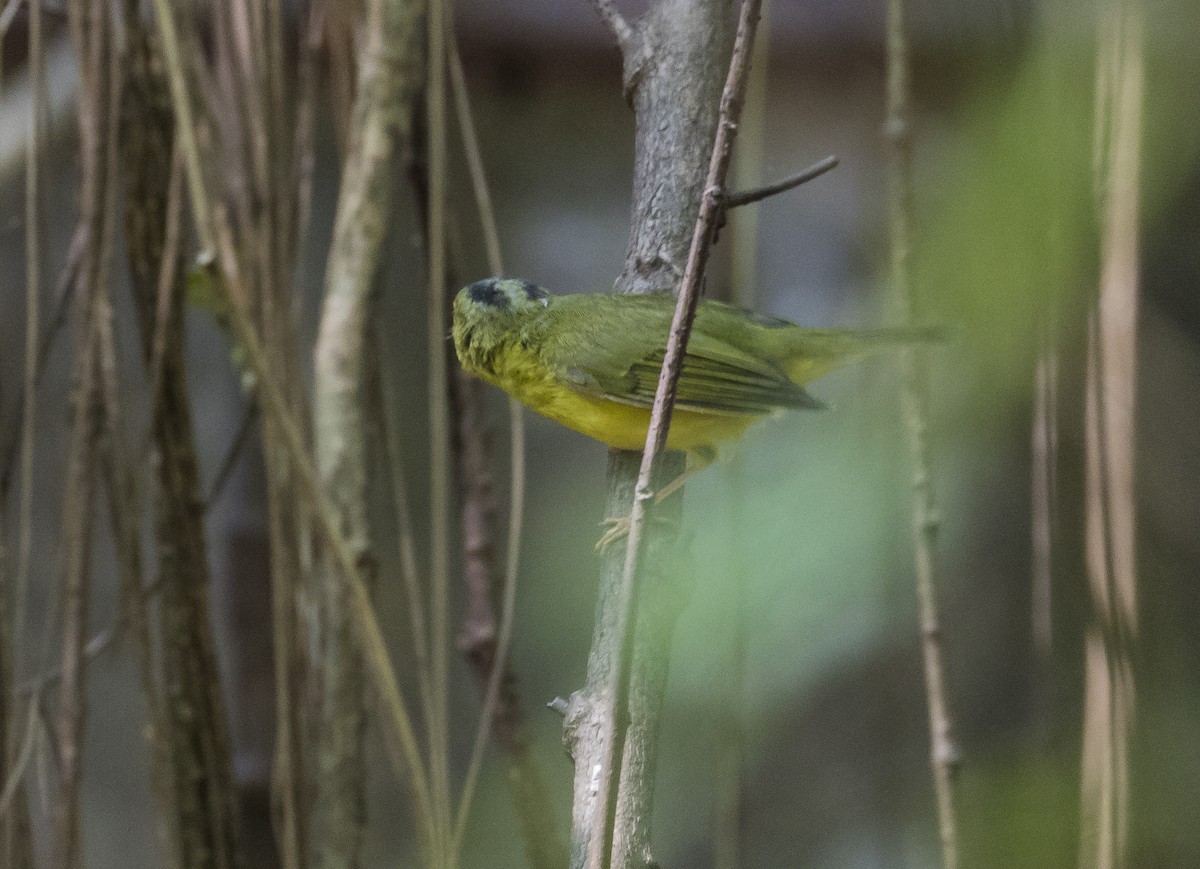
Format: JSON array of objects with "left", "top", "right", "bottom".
[
  {"left": 594, "top": 512, "right": 682, "bottom": 554},
  {"left": 595, "top": 516, "right": 632, "bottom": 554}
]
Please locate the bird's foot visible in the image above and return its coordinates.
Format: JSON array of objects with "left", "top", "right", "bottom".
[
  {"left": 595, "top": 516, "right": 632, "bottom": 554},
  {"left": 595, "top": 512, "right": 683, "bottom": 554}
]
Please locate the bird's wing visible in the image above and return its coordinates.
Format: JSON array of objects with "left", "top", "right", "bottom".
[{"left": 551, "top": 313, "right": 824, "bottom": 416}]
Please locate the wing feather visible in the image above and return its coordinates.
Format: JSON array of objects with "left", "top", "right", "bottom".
[{"left": 541, "top": 297, "right": 823, "bottom": 416}]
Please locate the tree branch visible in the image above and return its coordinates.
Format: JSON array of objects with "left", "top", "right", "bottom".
[
  {"left": 885, "top": 0, "right": 961, "bottom": 864},
  {"left": 568, "top": 0, "right": 761, "bottom": 865},
  {"left": 121, "top": 5, "right": 244, "bottom": 863},
  {"left": 724, "top": 154, "right": 838, "bottom": 209},
  {"left": 1078, "top": 3, "right": 1142, "bottom": 865},
  {"left": 311, "top": 0, "right": 428, "bottom": 863},
  {"left": 52, "top": 1, "right": 117, "bottom": 860}
]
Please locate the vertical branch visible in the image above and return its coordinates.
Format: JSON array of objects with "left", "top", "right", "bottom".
[
  {"left": 1079, "top": 2, "right": 1142, "bottom": 865},
  {"left": 885, "top": 0, "right": 961, "bottom": 865},
  {"left": 120, "top": 6, "right": 243, "bottom": 867},
  {"left": 52, "top": 327, "right": 101, "bottom": 869},
  {"left": 311, "top": 0, "right": 428, "bottom": 865},
  {"left": 4, "top": 0, "right": 44, "bottom": 861},
  {"left": 568, "top": 1, "right": 757, "bottom": 866},
  {"left": 11, "top": 0, "right": 44, "bottom": 711},
  {"left": 53, "top": 0, "right": 119, "bottom": 860},
  {"left": 1031, "top": 323, "right": 1059, "bottom": 747},
  {"left": 425, "top": 0, "right": 454, "bottom": 858}
]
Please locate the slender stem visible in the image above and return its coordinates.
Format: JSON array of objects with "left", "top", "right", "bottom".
[
  {"left": 53, "top": 1, "right": 115, "bottom": 858},
  {"left": 204, "top": 402, "right": 259, "bottom": 508},
  {"left": 724, "top": 154, "right": 838, "bottom": 209},
  {"left": 10, "top": 0, "right": 44, "bottom": 728},
  {"left": 147, "top": 0, "right": 214, "bottom": 254},
  {"left": 427, "top": 0, "right": 453, "bottom": 857},
  {"left": 885, "top": 0, "right": 960, "bottom": 865},
  {"left": 588, "top": 0, "right": 633, "bottom": 50},
  {"left": 146, "top": 145, "right": 185, "bottom": 416},
  {"left": 1079, "top": 4, "right": 1142, "bottom": 864},
  {"left": 591, "top": 1, "right": 764, "bottom": 865},
  {"left": 0, "top": 227, "right": 88, "bottom": 500}
]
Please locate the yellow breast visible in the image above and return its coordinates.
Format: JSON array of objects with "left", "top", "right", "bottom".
[{"left": 485, "top": 344, "right": 760, "bottom": 455}]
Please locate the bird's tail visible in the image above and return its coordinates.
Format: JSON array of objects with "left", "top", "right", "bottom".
[{"left": 768, "top": 324, "right": 949, "bottom": 386}]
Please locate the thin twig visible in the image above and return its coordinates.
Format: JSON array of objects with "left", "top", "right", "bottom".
[
  {"left": 1030, "top": 321, "right": 1058, "bottom": 746},
  {"left": 289, "top": 0, "right": 326, "bottom": 314},
  {"left": 588, "top": 0, "right": 633, "bottom": 52},
  {"left": 447, "top": 39, "right": 502, "bottom": 276},
  {"left": 14, "top": 581, "right": 163, "bottom": 699},
  {"left": 0, "top": 226, "right": 85, "bottom": 499},
  {"left": 885, "top": 0, "right": 960, "bottom": 864},
  {"left": 204, "top": 401, "right": 259, "bottom": 508},
  {"left": 146, "top": 144, "right": 185, "bottom": 414},
  {"left": 147, "top": 0, "right": 213, "bottom": 254},
  {"left": 0, "top": 701, "right": 38, "bottom": 817},
  {"left": 427, "top": 0, "right": 454, "bottom": 856},
  {"left": 8, "top": 0, "right": 44, "bottom": 779},
  {"left": 591, "top": 1, "right": 765, "bottom": 865},
  {"left": 53, "top": 1, "right": 115, "bottom": 859},
  {"left": 724, "top": 154, "right": 838, "bottom": 209}
]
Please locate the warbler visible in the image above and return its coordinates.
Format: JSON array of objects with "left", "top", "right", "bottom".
[{"left": 452, "top": 277, "right": 940, "bottom": 543}]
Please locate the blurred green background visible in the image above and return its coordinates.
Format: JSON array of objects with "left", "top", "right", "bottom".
[{"left": 1, "top": 0, "right": 1199, "bottom": 865}]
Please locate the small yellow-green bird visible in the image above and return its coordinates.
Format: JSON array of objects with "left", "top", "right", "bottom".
[
  {"left": 453, "top": 277, "right": 941, "bottom": 547},
  {"left": 453, "top": 275, "right": 941, "bottom": 454}
]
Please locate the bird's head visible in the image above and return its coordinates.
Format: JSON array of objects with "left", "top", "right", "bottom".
[{"left": 452, "top": 277, "right": 552, "bottom": 375}]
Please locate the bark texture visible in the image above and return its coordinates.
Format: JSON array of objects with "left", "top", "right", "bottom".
[{"left": 120, "top": 13, "right": 243, "bottom": 869}]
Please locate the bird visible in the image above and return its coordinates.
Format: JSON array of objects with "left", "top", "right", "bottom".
[{"left": 452, "top": 277, "right": 942, "bottom": 549}]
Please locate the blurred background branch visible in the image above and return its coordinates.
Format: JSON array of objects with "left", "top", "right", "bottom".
[
  {"left": 1078, "top": 1, "right": 1142, "bottom": 865},
  {"left": 311, "top": 0, "right": 426, "bottom": 863},
  {"left": 884, "top": 0, "right": 961, "bottom": 863}
]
